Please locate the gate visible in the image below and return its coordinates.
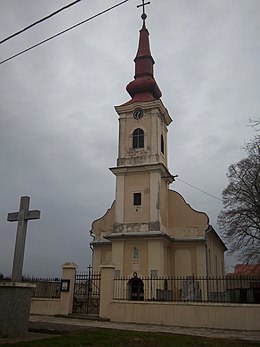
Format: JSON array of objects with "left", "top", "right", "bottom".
[{"left": 73, "top": 266, "right": 100, "bottom": 315}]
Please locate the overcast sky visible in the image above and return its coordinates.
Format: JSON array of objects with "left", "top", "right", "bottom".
[{"left": 0, "top": 0, "right": 259, "bottom": 277}]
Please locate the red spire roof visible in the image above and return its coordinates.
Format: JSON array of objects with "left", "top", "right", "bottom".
[{"left": 125, "top": 19, "right": 162, "bottom": 104}]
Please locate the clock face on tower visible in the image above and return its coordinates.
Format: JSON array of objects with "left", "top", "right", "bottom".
[{"left": 133, "top": 108, "right": 144, "bottom": 120}]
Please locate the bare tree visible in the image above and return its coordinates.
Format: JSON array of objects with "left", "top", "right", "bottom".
[{"left": 218, "top": 121, "right": 260, "bottom": 263}]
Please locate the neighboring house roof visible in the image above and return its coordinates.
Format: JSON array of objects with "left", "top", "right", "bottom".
[{"left": 234, "top": 264, "right": 260, "bottom": 275}]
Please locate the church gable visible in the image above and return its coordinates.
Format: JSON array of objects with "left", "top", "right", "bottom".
[
  {"left": 91, "top": 201, "right": 115, "bottom": 242},
  {"left": 167, "top": 190, "right": 209, "bottom": 239}
]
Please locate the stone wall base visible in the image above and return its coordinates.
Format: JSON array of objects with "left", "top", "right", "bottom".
[{"left": 0, "top": 282, "right": 35, "bottom": 337}]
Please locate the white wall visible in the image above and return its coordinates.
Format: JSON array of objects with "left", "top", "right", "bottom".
[{"left": 107, "top": 301, "right": 260, "bottom": 331}]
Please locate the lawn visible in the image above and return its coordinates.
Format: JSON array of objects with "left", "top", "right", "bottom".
[{"left": 1, "top": 329, "right": 259, "bottom": 347}]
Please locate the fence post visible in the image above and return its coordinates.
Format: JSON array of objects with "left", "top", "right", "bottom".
[
  {"left": 59, "top": 262, "right": 78, "bottom": 315},
  {"left": 99, "top": 262, "right": 115, "bottom": 320}
]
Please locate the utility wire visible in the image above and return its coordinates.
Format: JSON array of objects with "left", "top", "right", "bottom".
[
  {"left": 176, "top": 178, "right": 223, "bottom": 202},
  {"left": 0, "top": 0, "right": 130, "bottom": 65},
  {"left": 0, "top": 0, "right": 83, "bottom": 45}
]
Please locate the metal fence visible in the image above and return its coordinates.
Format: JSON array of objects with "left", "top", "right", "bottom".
[
  {"left": 24, "top": 277, "right": 61, "bottom": 298},
  {"left": 114, "top": 275, "right": 260, "bottom": 304},
  {"left": 73, "top": 269, "right": 101, "bottom": 314}
]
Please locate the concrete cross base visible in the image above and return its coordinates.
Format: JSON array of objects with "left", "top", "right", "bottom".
[{"left": 0, "top": 282, "right": 36, "bottom": 337}]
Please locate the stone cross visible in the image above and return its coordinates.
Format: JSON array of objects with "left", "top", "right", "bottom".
[{"left": 7, "top": 196, "right": 40, "bottom": 282}]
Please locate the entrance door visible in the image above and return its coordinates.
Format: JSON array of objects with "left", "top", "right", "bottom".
[{"left": 128, "top": 277, "right": 144, "bottom": 301}]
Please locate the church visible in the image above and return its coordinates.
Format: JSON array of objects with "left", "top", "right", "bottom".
[{"left": 90, "top": 5, "right": 226, "bottom": 279}]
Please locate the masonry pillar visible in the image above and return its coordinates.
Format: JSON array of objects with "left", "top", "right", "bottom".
[
  {"left": 59, "top": 262, "right": 78, "bottom": 315},
  {"left": 0, "top": 282, "right": 36, "bottom": 337},
  {"left": 99, "top": 262, "right": 115, "bottom": 319}
]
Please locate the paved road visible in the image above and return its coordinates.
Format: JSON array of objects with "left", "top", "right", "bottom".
[{"left": 29, "top": 314, "right": 260, "bottom": 342}]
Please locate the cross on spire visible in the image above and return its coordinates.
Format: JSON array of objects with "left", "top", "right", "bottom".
[{"left": 137, "top": 0, "right": 150, "bottom": 22}]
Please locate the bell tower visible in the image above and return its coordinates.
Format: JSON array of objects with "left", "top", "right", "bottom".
[
  {"left": 110, "top": 2, "right": 173, "bottom": 235},
  {"left": 91, "top": 1, "right": 226, "bottom": 279}
]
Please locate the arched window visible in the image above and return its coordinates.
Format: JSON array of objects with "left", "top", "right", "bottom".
[
  {"left": 161, "top": 134, "right": 164, "bottom": 154},
  {"left": 132, "top": 128, "right": 144, "bottom": 149}
]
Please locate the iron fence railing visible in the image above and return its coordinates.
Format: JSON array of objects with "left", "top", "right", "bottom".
[
  {"left": 74, "top": 271, "right": 101, "bottom": 298},
  {"left": 73, "top": 269, "right": 101, "bottom": 314},
  {"left": 114, "top": 275, "right": 260, "bottom": 304},
  {"left": 24, "top": 277, "right": 61, "bottom": 298},
  {"left": 0, "top": 276, "right": 61, "bottom": 298}
]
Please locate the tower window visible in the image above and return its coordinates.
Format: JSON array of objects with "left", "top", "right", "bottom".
[
  {"left": 161, "top": 134, "right": 164, "bottom": 154},
  {"left": 133, "top": 192, "right": 141, "bottom": 206},
  {"left": 133, "top": 128, "right": 144, "bottom": 149}
]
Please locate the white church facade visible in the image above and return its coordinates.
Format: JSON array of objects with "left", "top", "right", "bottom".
[{"left": 90, "top": 10, "right": 226, "bottom": 280}]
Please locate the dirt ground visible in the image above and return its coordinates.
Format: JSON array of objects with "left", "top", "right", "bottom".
[{"left": 0, "top": 321, "right": 86, "bottom": 345}]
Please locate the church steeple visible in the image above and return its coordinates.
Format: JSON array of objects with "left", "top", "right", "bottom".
[
  {"left": 114, "top": 1, "right": 172, "bottom": 170},
  {"left": 125, "top": 2, "right": 162, "bottom": 104}
]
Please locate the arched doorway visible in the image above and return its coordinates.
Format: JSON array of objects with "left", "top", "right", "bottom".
[{"left": 128, "top": 277, "right": 144, "bottom": 301}]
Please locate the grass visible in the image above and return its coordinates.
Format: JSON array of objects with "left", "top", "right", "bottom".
[{"left": 1, "top": 328, "right": 259, "bottom": 347}]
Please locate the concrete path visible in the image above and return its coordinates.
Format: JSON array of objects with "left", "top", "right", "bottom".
[{"left": 29, "top": 314, "right": 260, "bottom": 342}]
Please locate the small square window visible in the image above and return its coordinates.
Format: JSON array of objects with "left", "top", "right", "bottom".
[{"left": 133, "top": 192, "right": 141, "bottom": 206}]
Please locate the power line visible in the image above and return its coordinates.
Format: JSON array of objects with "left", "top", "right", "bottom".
[
  {"left": 176, "top": 178, "right": 223, "bottom": 202},
  {"left": 0, "top": 0, "right": 83, "bottom": 45},
  {"left": 0, "top": 0, "right": 130, "bottom": 65}
]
